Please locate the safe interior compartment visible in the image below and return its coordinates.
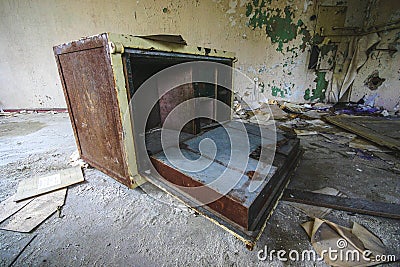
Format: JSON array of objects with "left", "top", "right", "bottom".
[{"left": 53, "top": 33, "right": 301, "bottom": 249}]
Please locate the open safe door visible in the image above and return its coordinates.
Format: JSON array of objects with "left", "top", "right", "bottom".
[{"left": 54, "top": 33, "right": 302, "bottom": 249}]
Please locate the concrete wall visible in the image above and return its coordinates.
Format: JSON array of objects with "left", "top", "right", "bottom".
[{"left": 0, "top": 0, "right": 399, "bottom": 110}]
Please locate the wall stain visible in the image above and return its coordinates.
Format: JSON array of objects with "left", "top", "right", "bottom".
[{"left": 304, "top": 72, "right": 328, "bottom": 101}]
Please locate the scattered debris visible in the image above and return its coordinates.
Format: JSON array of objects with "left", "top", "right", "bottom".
[
  {"left": 268, "top": 104, "right": 288, "bottom": 120},
  {"left": 332, "top": 101, "right": 380, "bottom": 115},
  {"left": 281, "top": 102, "right": 305, "bottom": 114},
  {"left": 14, "top": 167, "right": 84, "bottom": 201},
  {"left": 301, "top": 109, "right": 325, "bottom": 119},
  {"left": 0, "top": 188, "right": 67, "bottom": 233},
  {"left": 319, "top": 132, "right": 356, "bottom": 145},
  {"left": 293, "top": 129, "right": 318, "bottom": 136},
  {"left": 380, "top": 110, "right": 389, "bottom": 117},
  {"left": 302, "top": 218, "right": 388, "bottom": 266}
]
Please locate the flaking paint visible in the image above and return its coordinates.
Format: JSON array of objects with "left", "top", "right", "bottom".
[{"left": 304, "top": 72, "right": 328, "bottom": 101}]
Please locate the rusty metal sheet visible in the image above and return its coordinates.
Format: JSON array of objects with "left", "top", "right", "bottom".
[
  {"left": 53, "top": 33, "right": 108, "bottom": 55},
  {"left": 135, "top": 34, "right": 187, "bottom": 45},
  {"left": 54, "top": 35, "right": 130, "bottom": 186}
]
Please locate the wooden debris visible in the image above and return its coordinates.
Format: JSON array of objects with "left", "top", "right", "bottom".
[
  {"left": 14, "top": 167, "right": 83, "bottom": 201},
  {"left": 1, "top": 189, "right": 67, "bottom": 233},
  {"left": 286, "top": 187, "right": 345, "bottom": 218},
  {"left": 283, "top": 189, "right": 400, "bottom": 219},
  {"left": 0, "top": 196, "right": 33, "bottom": 224},
  {"left": 324, "top": 115, "right": 400, "bottom": 151}
]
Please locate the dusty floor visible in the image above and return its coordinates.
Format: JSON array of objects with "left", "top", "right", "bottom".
[{"left": 0, "top": 112, "right": 399, "bottom": 266}]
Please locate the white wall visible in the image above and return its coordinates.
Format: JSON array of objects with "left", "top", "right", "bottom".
[{"left": 0, "top": 0, "right": 399, "bottom": 110}]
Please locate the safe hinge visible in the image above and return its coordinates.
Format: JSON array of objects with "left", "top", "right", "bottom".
[{"left": 108, "top": 42, "right": 124, "bottom": 54}]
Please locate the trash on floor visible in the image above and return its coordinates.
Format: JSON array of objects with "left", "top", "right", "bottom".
[
  {"left": 0, "top": 188, "right": 67, "bottom": 233},
  {"left": 268, "top": 104, "right": 289, "bottom": 120},
  {"left": 301, "top": 109, "right": 326, "bottom": 119},
  {"left": 281, "top": 102, "right": 306, "bottom": 114},
  {"left": 14, "top": 166, "right": 84, "bottom": 201},
  {"left": 302, "top": 218, "right": 388, "bottom": 266},
  {"left": 293, "top": 129, "right": 319, "bottom": 136},
  {"left": 319, "top": 132, "right": 356, "bottom": 145}
]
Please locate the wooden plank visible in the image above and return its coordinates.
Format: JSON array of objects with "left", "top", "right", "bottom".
[
  {"left": 282, "top": 189, "right": 400, "bottom": 219},
  {"left": 14, "top": 167, "right": 83, "bottom": 201},
  {"left": 324, "top": 115, "right": 400, "bottom": 151},
  {"left": 0, "top": 196, "right": 33, "bottom": 223},
  {"left": 1, "top": 189, "right": 67, "bottom": 233}
]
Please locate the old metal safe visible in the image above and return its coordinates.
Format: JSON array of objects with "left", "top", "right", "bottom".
[{"left": 53, "top": 33, "right": 301, "bottom": 248}]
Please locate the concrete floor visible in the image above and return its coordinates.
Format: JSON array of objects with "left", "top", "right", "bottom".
[{"left": 0, "top": 112, "right": 399, "bottom": 266}]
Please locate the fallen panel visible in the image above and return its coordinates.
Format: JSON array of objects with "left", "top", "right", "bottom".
[
  {"left": 0, "top": 189, "right": 66, "bottom": 233},
  {"left": 324, "top": 115, "right": 400, "bottom": 151},
  {"left": 0, "top": 195, "right": 33, "bottom": 223},
  {"left": 14, "top": 167, "right": 83, "bottom": 201}
]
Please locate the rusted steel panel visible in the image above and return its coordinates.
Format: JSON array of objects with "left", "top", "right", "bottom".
[
  {"left": 54, "top": 36, "right": 130, "bottom": 186},
  {"left": 151, "top": 157, "right": 249, "bottom": 229},
  {"left": 53, "top": 33, "right": 108, "bottom": 55},
  {"left": 157, "top": 67, "right": 197, "bottom": 134}
]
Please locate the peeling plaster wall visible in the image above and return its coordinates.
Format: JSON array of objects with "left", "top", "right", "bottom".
[
  {"left": 0, "top": 0, "right": 399, "bottom": 110},
  {"left": 350, "top": 0, "right": 400, "bottom": 111}
]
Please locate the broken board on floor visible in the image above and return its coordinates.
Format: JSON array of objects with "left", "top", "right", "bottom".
[
  {"left": 0, "top": 196, "right": 33, "bottom": 223},
  {"left": 14, "top": 167, "right": 83, "bottom": 201},
  {"left": 147, "top": 121, "right": 302, "bottom": 249},
  {"left": 324, "top": 115, "right": 400, "bottom": 151},
  {"left": 0, "top": 188, "right": 67, "bottom": 233}
]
